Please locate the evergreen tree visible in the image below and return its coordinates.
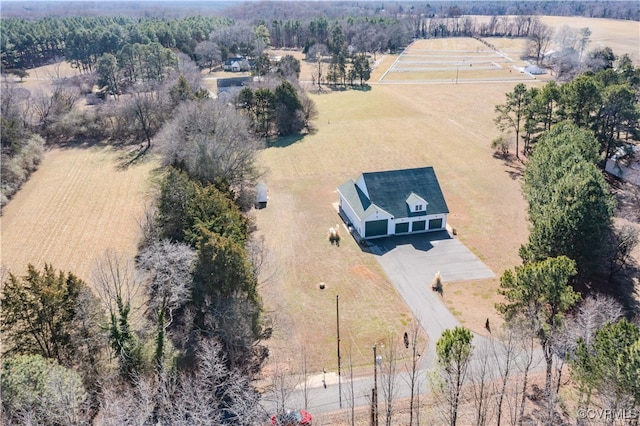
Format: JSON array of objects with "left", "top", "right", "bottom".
[{"left": 1, "top": 264, "right": 85, "bottom": 365}]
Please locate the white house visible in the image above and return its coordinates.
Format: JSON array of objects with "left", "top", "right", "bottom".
[
  {"left": 337, "top": 166, "right": 449, "bottom": 239},
  {"left": 223, "top": 57, "right": 251, "bottom": 72}
]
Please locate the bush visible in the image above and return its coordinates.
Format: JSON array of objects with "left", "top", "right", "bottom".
[
  {"left": 1, "top": 354, "right": 87, "bottom": 425},
  {"left": 1, "top": 134, "right": 44, "bottom": 209}
]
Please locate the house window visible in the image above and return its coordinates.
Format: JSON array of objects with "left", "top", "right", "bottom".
[{"left": 415, "top": 204, "right": 422, "bottom": 211}]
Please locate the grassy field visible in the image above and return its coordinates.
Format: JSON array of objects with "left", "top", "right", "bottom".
[
  {"left": 540, "top": 16, "right": 640, "bottom": 63},
  {"left": 2, "top": 15, "right": 637, "bottom": 383},
  {"left": 380, "top": 37, "right": 536, "bottom": 83},
  {"left": 1, "top": 145, "right": 158, "bottom": 284},
  {"left": 255, "top": 16, "right": 640, "bottom": 377},
  {"left": 254, "top": 79, "right": 534, "bottom": 374}
]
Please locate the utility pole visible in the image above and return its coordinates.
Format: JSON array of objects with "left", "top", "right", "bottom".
[
  {"left": 371, "top": 344, "right": 379, "bottom": 426},
  {"left": 337, "top": 294, "right": 342, "bottom": 408}
]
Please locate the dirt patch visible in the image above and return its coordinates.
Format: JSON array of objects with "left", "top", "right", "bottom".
[{"left": 350, "top": 264, "right": 378, "bottom": 281}]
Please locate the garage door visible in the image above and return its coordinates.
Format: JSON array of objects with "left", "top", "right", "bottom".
[
  {"left": 412, "top": 220, "right": 426, "bottom": 232},
  {"left": 429, "top": 218, "right": 443, "bottom": 230},
  {"left": 395, "top": 222, "right": 409, "bottom": 234},
  {"left": 365, "top": 219, "right": 388, "bottom": 237}
]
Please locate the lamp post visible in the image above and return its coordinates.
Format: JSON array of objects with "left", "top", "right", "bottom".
[
  {"left": 337, "top": 295, "right": 342, "bottom": 408},
  {"left": 371, "top": 344, "right": 379, "bottom": 426}
]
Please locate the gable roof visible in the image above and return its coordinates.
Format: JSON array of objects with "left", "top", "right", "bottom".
[
  {"left": 406, "top": 192, "right": 427, "bottom": 207},
  {"left": 361, "top": 167, "right": 449, "bottom": 218},
  {"left": 338, "top": 179, "right": 389, "bottom": 219}
]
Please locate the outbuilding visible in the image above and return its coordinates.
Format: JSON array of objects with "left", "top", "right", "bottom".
[{"left": 337, "top": 167, "right": 449, "bottom": 239}]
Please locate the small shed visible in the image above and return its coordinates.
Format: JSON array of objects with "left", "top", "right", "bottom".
[{"left": 256, "top": 182, "right": 268, "bottom": 209}]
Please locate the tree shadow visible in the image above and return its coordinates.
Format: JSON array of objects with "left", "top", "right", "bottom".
[
  {"left": 493, "top": 151, "right": 524, "bottom": 180},
  {"left": 53, "top": 137, "right": 108, "bottom": 150},
  {"left": 350, "top": 84, "right": 372, "bottom": 92},
  {"left": 266, "top": 134, "right": 305, "bottom": 148},
  {"left": 114, "top": 143, "right": 151, "bottom": 170}
]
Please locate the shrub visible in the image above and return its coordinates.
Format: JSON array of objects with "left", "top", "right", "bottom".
[{"left": 1, "top": 134, "right": 44, "bottom": 209}]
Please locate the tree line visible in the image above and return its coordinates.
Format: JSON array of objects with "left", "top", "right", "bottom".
[
  {"left": 1, "top": 87, "right": 273, "bottom": 425},
  {"left": 1, "top": 16, "right": 228, "bottom": 71},
  {"left": 494, "top": 54, "right": 640, "bottom": 163},
  {"left": 9, "top": 5, "right": 638, "bottom": 78},
  {"left": 431, "top": 47, "right": 640, "bottom": 425}
]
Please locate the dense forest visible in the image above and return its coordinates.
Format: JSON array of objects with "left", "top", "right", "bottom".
[{"left": 1, "top": 1, "right": 640, "bottom": 424}]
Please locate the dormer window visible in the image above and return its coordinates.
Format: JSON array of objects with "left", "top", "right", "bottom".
[{"left": 406, "top": 192, "right": 428, "bottom": 214}]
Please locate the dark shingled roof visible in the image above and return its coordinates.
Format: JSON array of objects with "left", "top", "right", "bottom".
[{"left": 362, "top": 167, "right": 449, "bottom": 218}]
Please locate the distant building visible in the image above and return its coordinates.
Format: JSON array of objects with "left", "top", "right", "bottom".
[
  {"left": 338, "top": 167, "right": 449, "bottom": 239},
  {"left": 223, "top": 57, "right": 253, "bottom": 72},
  {"left": 606, "top": 145, "right": 640, "bottom": 186},
  {"left": 524, "top": 64, "right": 547, "bottom": 75}
]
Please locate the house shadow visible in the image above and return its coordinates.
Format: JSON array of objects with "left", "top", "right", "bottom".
[{"left": 357, "top": 231, "right": 452, "bottom": 256}]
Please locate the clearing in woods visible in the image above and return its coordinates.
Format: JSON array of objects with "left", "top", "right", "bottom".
[
  {"left": 1, "top": 145, "right": 158, "bottom": 285},
  {"left": 257, "top": 20, "right": 639, "bottom": 373},
  {"left": 255, "top": 80, "right": 532, "bottom": 373},
  {"left": 2, "top": 16, "right": 637, "bottom": 377}
]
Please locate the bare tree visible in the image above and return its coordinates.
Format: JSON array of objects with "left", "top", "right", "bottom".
[
  {"left": 346, "top": 349, "right": 356, "bottom": 426},
  {"left": 380, "top": 339, "right": 399, "bottom": 426},
  {"left": 565, "top": 293, "right": 624, "bottom": 350},
  {"left": 31, "top": 85, "right": 80, "bottom": 130},
  {"left": 307, "top": 44, "right": 328, "bottom": 92},
  {"left": 404, "top": 322, "right": 426, "bottom": 425},
  {"left": 470, "top": 340, "right": 495, "bottom": 426},
  {"left": 263, "top": 352, "right": 298, "bottom": 414},
  {"left": 92, "top": 250, "right": 144, "bottom": 380},
  {"left": 491, "top": 326, "right": 520, "bottom": 426},
  {"left": 246, "top": 234, "right": 277, "bottom": 288},
  {"left": 129, "top": 89, "right": 165, "bottom": 153},
  {"left": 561, "top": 293, "right": 624, "bottom": 410},
  {"left": 97, "top": 337, "right": 261, "bottom": 424},
  {"left": 195, "top": 40, "right": 222, "bottom": 72},
  {"left": 138, "top": 240, "right": 196, "bottom": 319},
  {"left": 526, "top": 19, "right": 554, "bottom": 65},
  {"left": 156, "top": 98, "right": 262, "bottom": 199},
  {"left": 607, "top": 224, "right": 639, "bottom": 280},
  {"left": 513, "top": 316, "right": 540, "bottom": 425}
]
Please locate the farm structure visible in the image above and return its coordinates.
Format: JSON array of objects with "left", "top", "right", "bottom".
[
  {"left": 338, "top": 166, "right": 449, "bottom": 239},
  {"left": 222, "top": 56, "right": 253, "bottom": 72}
]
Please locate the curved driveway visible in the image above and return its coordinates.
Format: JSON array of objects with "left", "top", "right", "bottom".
[{"left": 371, "top": 231, "right": 495, "bottom": 367}]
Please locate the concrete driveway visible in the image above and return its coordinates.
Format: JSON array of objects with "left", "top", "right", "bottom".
[{"left": 369, "top": 231, "right": 495, "bottom": 366}]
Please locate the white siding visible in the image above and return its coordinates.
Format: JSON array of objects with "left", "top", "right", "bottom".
[
  {"left": 339, "top": 193, "right": 363, "bottom": 237},
  {"left": 388, "top": 213, "right": 448, "bottom": 235},
  {"left": 363, "top": 208, "right": 393, "bottom": 236}
]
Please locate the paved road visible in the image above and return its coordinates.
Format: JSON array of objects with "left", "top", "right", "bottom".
[
  {"left": 261, "top": 338, "right": 545, "bottom": 416},
  {"left": 260, "top": 232, "right": 549, "bottom": 417},
  {"left": 372, "top": 231, "right": 495, "bottom": 367}
]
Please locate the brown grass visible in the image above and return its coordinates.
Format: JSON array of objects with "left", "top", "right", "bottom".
[
  {"left": 1, "top": 145, "right": 158, "bottom": 284},
  {"left": 2, "top": 15, "right": 636, "bottom": 382},
  {"left": 380, "top": 38, "right": 538, "bottom": 84},
  {"left": 255, "top": 79, "right": 533, "bottom": 372},
  {"left": 472, "top": 16, "right": 640, "bottom": 65}
]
